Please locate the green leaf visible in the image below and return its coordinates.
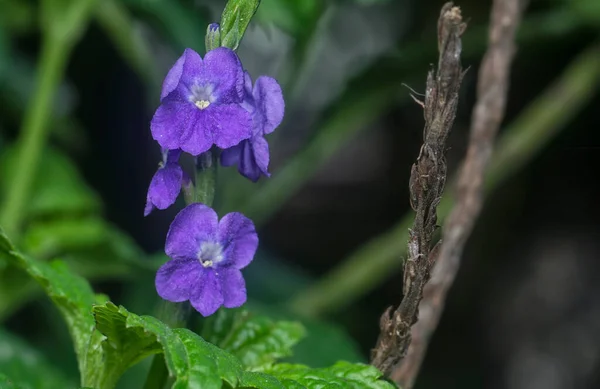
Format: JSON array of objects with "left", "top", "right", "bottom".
[
  {"left": 0, "top": 374, "right": 22, "bottom": 388},
  {"left": 265, "top": 362, "right": 396, "bottom": 389},
  {"left": 22, "top": 216, "right": 107, "bottom": 258},
  {"left": 89, "top": 302, "right": 244, "bottom": 389},
  {"left": 123, "top": 0, "right": 207, "bottom": 53},
  {"left": 220, "top": 0, "right": 261, "bottom": 50},
  {"left": 0, "top": 146, "right": 100, "bottom": 218},
  {"left": 239, "top": 371, "right": 286, "bottom": 389},
  {"left": 242, "top": 301, "right": 365, "bottom": 367},
  {"left": 0, "top": 328, "right": 75, "bottom": 389},
  {"left": 0, "top": 229, "right": 96, "bottom": 369},
  {"left": 201, "top": 309, "right": 306, "bottom": 369},
  {"left": 40, "top": 0, "right": 98, "bottom": 45}
]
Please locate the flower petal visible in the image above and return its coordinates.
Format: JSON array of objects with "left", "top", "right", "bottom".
[
  {"left": 177, "top": 48, "right": 204, "bottom": 88},
  {"left": 253, "top": 76, "right": 284, "bottom": 134},
  {"left": 220, "top": 142, "right": 243, "bottom": 167},
  {"left": 243, "top": 72, "right": 253, "bottom": 97},
  {"left": 144, "top": 162, "right": 183, "bottom": 216},
  {"left": 165, "top": 203, "right": 219, "bottom": 260},
  {"left": 236, "top": 139, "right": 261, "bottom": 182},
  {"left": 151, "top": 93, "right": 201, "bottom": 151},
  {"left": 177, "top": 109, "right": 214, "bottom": 156},
  {"left": 160, "top": 53, "right": 186, "bottom": 100},
  {"left": 217, "top": 212, "right": 258, "bottom": 269},
  {"left": 190, "top": 269, "right": 223, "bottom": 316},
  {"left": 166, "top": 149, "right": 182, "bottom": 164},
  {"left": 155, "top": 258, "right": 203, "bottom": 302},
  {"left": 210, "top": 104, "right": 252, "bottom": 150},
  {"left": 201, "top": 47, "right": 245, "bottom": 103},
  {"left": 218, "top": 268, "right": 246, "bottom": 308},
  {"left": 248, "top": 136, "right": 270, "bottom": 181}
]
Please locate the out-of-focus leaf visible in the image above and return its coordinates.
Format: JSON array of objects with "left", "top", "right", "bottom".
[
  {"left": 22, "top": 217, "right": 107, "bottom": 258},
  {"left": 124, "top": 0, "right": 207, "bottom": 52},
  {"left": 40, "top": 0, "right": 98, "bottom": 44},
  {"left": 90, "top": 302, "right": 243, "bottom": 389},
  {"left": 96, "top": 0, "right": 159, "bottom": 90},
  {"left": 0, "top": 0, "right": 35, "bottom": 33},
  {"left": 0, "top": 228, "right": 96, "bottom": 380},
  {"left": 254, "top": 0, "right": 319, "bottom": 35},
  {"left": 0, "top": 146, "right": 100, "bottom": 218},
  {"left": 220, "top": 0, "right": 261, "bottom": 50},
  {"left": 0, "top": 328, "right": 75, "bottom": 389},
  {"left": 201, "top": 309, "right": 305, "bottom": 369},
  {"left": 571, "top": 0, "right": 600, "bottom": 25},
  {"left": 0, "top": 374, "right": 22, "bottom": 388}
]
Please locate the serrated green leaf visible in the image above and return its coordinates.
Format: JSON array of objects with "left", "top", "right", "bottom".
[
  {"left": 266, "top": 362, "right": 396, "bottom": 389},
  {"left": 90, "top": 302, "right": 244, "bottom": 389},
  {"left": 239, "top": 371, "right": 287, "bottom": 389},
  {"left": 202, "top": 309, "right": 306, "bottom": 369},
  {"left": 0, "top": 146, "right": 100, "bottom": 218},
  {"left": 0, "top": 328, "right": 75, "bottom": 389},
  {"left": 220, "top": 0, "right": 261, "bottom": 50},
  {"left": 0, "top": 230, "right": 96, "bottom": 372},
  {"left": 241, "top": 301, "right": 365, "bottom": 367}
]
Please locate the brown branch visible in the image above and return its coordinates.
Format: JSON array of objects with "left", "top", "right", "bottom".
[
  {"left": 391, "top": 0, "right": 526, "bottom": 387},
  {"left": 370, "top": 2, "right": 466, "bottom": 376}
]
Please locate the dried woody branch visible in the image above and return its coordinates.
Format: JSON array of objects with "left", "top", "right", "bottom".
[
  {"left": 391, "top": 0, "right": 526, "bottom": 387},
  {"left": 371, "top": 2, "right": 466, "bottom": 376}
]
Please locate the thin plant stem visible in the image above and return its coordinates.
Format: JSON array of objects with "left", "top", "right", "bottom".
[
  {"left": 143, "top": 149, "right": 218, "bottom": 389},
  {"left": 0, "top": 36, "right": 68, "bottom": 238},
  {"left": 289, "top": 42, "right": 600, "bottom": 318}
]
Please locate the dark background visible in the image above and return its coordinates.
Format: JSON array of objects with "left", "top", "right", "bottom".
[{"left": 1, "top": 0, "right": 599, "bottom": 388}]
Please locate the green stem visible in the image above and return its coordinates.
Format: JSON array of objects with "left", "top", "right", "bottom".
[
  {"left": 289, "top": 43, "right": 600, "bottom": 318},
  {"left": 144, "top": 149, "right": 218, "bottom": 389},
  {"left": 0, "top": 36, "right": 68, "bottom": 238},
  {"left": 194, "top": 149, "right": 217, "bottom": 206}
]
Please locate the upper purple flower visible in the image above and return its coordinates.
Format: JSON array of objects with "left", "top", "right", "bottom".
[
  {"left": 155, "top": 203, "right": 258, "bottom": 316},
  {"left": 144, "top": 149, "right": 186, "bottom": 216},
  {"left": 221, "top": 72, "right": 284, "bottom": 182},
  {"left": 151, "top": 48, "right": 252, "bottom": 156}
]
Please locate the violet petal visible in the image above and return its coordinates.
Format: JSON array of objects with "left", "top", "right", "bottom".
[
  {"left": 144, "top": 162, "right": 183, "bottom": 216},
  {"left": 155, "top": 258, "right": 203, "bottom": 302},
  {"left": 165, "top": 204, "right": 219, "bottom": 261},
  {"left": 253, "top": 76, "right": 284, "bottom": 134},
  {"left": 160, "top": 53, "right": 186, "bottom": 100},
  {"left": 210, "top": 104, "right": 252, "bottom": 150},
  {"left": 220, "top": 142, "right": 243, "bottom": 167},
  {"left": 201, "top": 47, "right": 245, "bottom": 103},
  {"left": 217, "top": 212, "right": 258, "bottom": 269},
  {"left": 218, "top": 268, "right": 247, "bottom": 308},
  {"left": 190, "top": 269, "right": 223, "bottom": 316}
]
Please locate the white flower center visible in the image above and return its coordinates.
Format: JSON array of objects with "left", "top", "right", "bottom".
[
  {"left": 190, "top": 84, "right": 215, "bottom": 110},
  {"left": 195, "top": 100, "right": 210, "bottom": 110},
  {"left": 197, "top": 242, "right": 224, "bottom": 268}
]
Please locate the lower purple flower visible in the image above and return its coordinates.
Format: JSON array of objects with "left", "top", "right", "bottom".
[
  {"left": 155, "top": 203, "right": 258, "bottom": 316},
  {"left": 144, "top": 149, "right": 186, "bottom": 216}
]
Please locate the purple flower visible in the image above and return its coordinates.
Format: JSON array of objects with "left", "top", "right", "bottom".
[
  {"left": 155, "top": 203, "right": 258, "bottom": 316},
  {"left": 151, "top": 48, "right": 252, "bottom": 156},
  {"left": 221, "top": 73, "right": 284, "bottom": 182},
  {"left": 144, "top": 149, "right": 187, "bottom": 216}
]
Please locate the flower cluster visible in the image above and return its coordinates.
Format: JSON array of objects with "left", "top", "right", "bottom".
[{"left": 145, "top": 41, "right": 284, "bottom": 316}]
